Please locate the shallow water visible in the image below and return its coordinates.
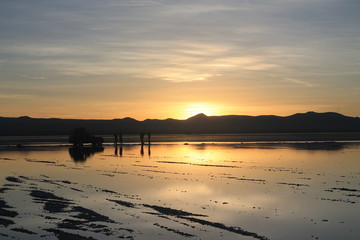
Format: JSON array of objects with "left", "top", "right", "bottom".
[{"left": 0, "top": 142, "right": 359, "bottom": 240}]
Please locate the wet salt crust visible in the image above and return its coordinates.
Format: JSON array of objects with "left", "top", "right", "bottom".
[{"left": 0, "top": 142, "right": 359, "bottom": 240}]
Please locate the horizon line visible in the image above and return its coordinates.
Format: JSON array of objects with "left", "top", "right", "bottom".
[{"left": 1, "top": 111, "right": 356, "bottom": 121}]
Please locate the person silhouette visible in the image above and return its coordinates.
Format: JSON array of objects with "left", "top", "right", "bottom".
[
  {"left": 114, "top": 134, "right": 118, "bottom": 146},
  {"left": 140, "top": 144, "right": 144, "bottom": 156},
  {"left": 119, "top": 132, "right": 123, "bottom": 145},
  {"left": 140, "top": 132, "right": 145, "bottom": 145},
  {"left": 147, "top": 131, "right": 151, "bottom": 145},
  {"left": 114, "top": 146, "right": 118, "bottom": 156}
]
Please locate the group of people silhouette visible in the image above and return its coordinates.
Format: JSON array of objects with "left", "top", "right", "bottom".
[
  {"left": 113, "top": 132, "right": 123, "bottom": 145},
  {"left": 114, "top": 131, "right": 151, "bottom": 145},
  {"left": 139, "top": 131, "right": 151, "bottom": 145},
  {"left": 68, "top": 129, "right": 153, "bottom": 161},
  {"left": 113, "top": 131, "right": 151, "bottom": 157}
]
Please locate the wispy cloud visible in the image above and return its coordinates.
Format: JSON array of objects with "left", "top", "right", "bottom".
[
  {"left": 1, "top": 41, "right": 278, "bottom": 82},
  {"left": 0, "top": 94, "right": 34, "bottom": 99},
  {"left": 285, "top": 78, "right": 314, "bottom": 87},
  {"left": 164, "top": 3, "right": 237, "bottom": 15}
]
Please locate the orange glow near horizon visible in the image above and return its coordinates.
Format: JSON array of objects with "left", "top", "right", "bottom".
[{"left": 180, "top": 103, "right": 222, "bottom": 119}]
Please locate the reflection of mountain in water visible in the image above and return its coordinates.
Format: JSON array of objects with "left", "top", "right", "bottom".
[
  {"left": 69, "top": 147, "right": 104, "bottom": 163},
  {"left": 286, "top": 142, "right": 349, "bottom": 151},
  {"left": 234, "top": 142, "right": 359, "bottom": 152}
]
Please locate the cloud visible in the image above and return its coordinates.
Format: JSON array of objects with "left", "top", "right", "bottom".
[
  {"left": 285, "top": 78, "right": 314, "bottom": 87},
  {"left": 0, "top": 93, "right": 34, "bottom": 99},
  {"left": 128, "top": 42, "right": 278, "bottom": 82},
  {"left": 164, "top": 3, "right": 237, "bottom": 15},
  {"left": 1, "top": 40, "right": 278, "bottom": 82}
]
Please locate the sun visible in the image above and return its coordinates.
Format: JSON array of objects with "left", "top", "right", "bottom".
[{"left": 182, "top": 103, "right": 219, "bottom": 119}]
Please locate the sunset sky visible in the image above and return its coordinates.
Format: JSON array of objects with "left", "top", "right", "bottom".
[{"left": 1, "top": 0, "right": 359, "bottom": 120}]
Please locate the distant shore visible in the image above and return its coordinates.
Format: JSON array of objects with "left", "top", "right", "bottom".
[
  {"left": 1, "top": 133, "right": 360, "bottom": 149},
  {"left": 2, "top": 112, "right": 360, "bottom": 136}
]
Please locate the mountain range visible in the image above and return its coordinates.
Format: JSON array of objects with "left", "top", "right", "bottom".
[{"left": 1, "top": 111, "right": 360, "bottom": 136}]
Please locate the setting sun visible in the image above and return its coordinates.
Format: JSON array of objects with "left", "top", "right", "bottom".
[{"left": 182, "top": 103, "right": 220, "bottom": 119}]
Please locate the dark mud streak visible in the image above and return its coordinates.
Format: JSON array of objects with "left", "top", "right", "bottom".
[
  {"left": 61, "top": 180, "right": 76, "bottom": 184},
  {"left": 43, "top": 201, "right": 71, "bottom": 213},
  {"left": 331, "top": 187, "right": 360, "bottom": 193},
  {"left": 29, "top": 190, "right": 73, "bottom": 213},
  {"left": 154, "top": 223, "right": 195, "bottom": 238},
  {"left": 345, "top": 194, "right": 360, "bottom": 198},
  {"left": 321, "top": 198, "right": 356, "bottom": 204},
  {"left": 132, "top": 164, "right": 159, "bottom": 168},
  {"left": 227, "top": 177, "right": 266, "bottom": 182},
  {"left": 46, "top": 228, "right": 97, "bottom": 240},
  {"left": 192, "top": 163, "right": 239, "bottom": 168},
  {"left": 0, "top": 217, "right": 15, "bottom": 227},
  {"left": 0, "top": 232, "right": 9, "bottom": 237},
  {"left": 102, "top": 174, "right": 115, "bottom": 177},
  {"left": 142, "top": 169, "right": 182, "bottom": 175},
  {"left": 57, "top": 206, "right": 134, "bottom": 238},
  {"left": 0, "top": 200, "right": 19, "bottom": 218},
  {"left": 108, "top": 199, "right": 136, "bottom": 208},
  {"left": 3, "top": 184, "right": 20, "bottom": 187},
  {"left": 277, "top": 182, "right": 309, "bottom": 187},
  {"left": 104, "top": 190, "right": 140, "bottom": 201},
  {"left": 156, "top": 161, "right": 239, "bottom": 168},
  {"left": 110, "top": 171, "right": 129, "bottom": 175},
  {"left": 11, "top": 227, "right": 36, "bottom": 234},
  {"left": 143, "top": 204, "right": 207, "bottom": 217},
  {"left": 28, "top": 188, "right": 134, "bottom": 239},
  {"left": 70, "top": 187, "right": 83, "bottom": 192},
  {"left": 19, "top": 176, "right": 31, "bottom": 180},
  {"left": 143, "top": 211, "right": 171, "bottom": 218},
  {"left": 25, "top": 159, "right": 56, "bottom": 164},
  {"left": 57, "top": 219, "right": 87, "bottom": 231},
  {"left": 30, "top": 190, "right": 69, "bottom": 202},
  {"left": 102, "top": 189, "right": 117, "bottom": 194},
  {"left": 5, "top": 177, "right": 23, "bottom": 183},
  {"left": 0, "top": 158, "right": 14, "bottom": 161},
  {"left": 144, "top": 204, "right": 270, "bottom": 240},
  {"left": 0, "top": 197, "right": 18, "bottom": 228},
  {"left": 0, "top": 187, "right": 11, "bottom": 193},
  {"left": 179, "top": 216, "right": 270, "bottom": 240},
  {"left": 41, "top": 179, "right": 65, "bottom": 187},
  {"left": 0, "top": 197, "right": 18, "bottom": 227},
  {"left": 72, "top": 206, "right": 115, "bottom": 223}
]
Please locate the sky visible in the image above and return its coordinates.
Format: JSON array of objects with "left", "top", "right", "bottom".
[{"left": 0, "top": 0, "right": 359, "bottom": 120}]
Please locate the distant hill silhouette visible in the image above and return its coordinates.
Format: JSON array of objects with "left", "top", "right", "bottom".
[{"left": 0, "top": 112, "right": 360, "bottom": 136}]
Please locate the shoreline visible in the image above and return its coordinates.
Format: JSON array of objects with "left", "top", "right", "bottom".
[{"left": 1, "top": 140, "right": 359, "bottom": 152}]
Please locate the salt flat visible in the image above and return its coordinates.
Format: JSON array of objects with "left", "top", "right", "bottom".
[{"left": 0, "top": 142, "right": 359, "bottom": 240}]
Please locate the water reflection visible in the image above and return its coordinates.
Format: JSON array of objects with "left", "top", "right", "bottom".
[
  {"left": 140, "top": 144, "right": 144, "bottom": 157},
  {"left": 139, "top": 144, "right": 151, "bottom": 157},
  {"left": 114, "top": 146, "right": 118, "bottom": 156},
  {"left": 1, "top": 142, "right": 360, "bottom": 240},
  {"left": 68, "top": 147, "right": 104, "bottom": 162},
  {"left": 284, "top": 142, "right": 348, "bottom": 151},
  {"left": 114, "top": 145, "right": 124, "bottom": 157},
  {"left": 112, "top": 145, "right": 150, "bottom": 158}
]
